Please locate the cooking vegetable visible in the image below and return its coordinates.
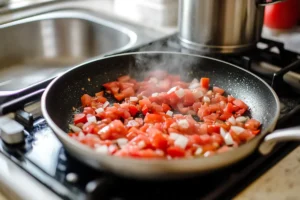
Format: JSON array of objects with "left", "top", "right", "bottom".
[{"left": 68, "top": 70, "right": 261, "bottom": 159}]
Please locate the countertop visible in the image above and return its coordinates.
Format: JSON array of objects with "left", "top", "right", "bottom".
[{"left": 0, "top": 1, "right": 299, "bottom": 200}]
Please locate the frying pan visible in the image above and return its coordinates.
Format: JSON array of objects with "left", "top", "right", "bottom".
[{"left": 41, "top": 52, "right": 300, "bottom": 179}]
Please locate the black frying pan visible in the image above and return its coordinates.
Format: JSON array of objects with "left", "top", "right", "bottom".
[{"left": 41, "top": 52, "right": 298, "bottom": 179}]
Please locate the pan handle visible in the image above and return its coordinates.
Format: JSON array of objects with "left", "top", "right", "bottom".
[{"left": 259, "top": 126, "right": 300, "bottom": 155}]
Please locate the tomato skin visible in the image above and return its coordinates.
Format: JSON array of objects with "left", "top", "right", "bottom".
[
  {"left": 74, "top": 113, "right": 87, "bottom": 124},
  {"left": 167, "top": 146, "right": 186, "bottom": 157}
]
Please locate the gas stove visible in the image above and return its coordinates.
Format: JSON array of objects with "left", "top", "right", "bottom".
[{"left": 0, "top": 34, "right": 300, "bottom": 200}]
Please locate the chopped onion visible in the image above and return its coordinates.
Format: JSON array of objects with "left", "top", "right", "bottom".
[
  {"left": 190, "top": 78, "right": 198, "bottom": 84},
  {"left": 236, "top": 116, "right": 248, "bottom": 123},
  {"left": 169, "top": 132, "right": 180, "bottom": 140},
  {"left": 155, "top": 149, "right": 164, "bottom": 156},
  {"left": 178, "top": 119, "right": 189, "bottom": 129},
  {"left": 95, "top": 107, "right": 104, "bottom": 114},
  {"left": 166, "top": 110, "right": 173, "bottom": 117},
  {"left": 127, "top": 120, "right": 139, "bottom": 127},
  {"left": 175, "top": 88, "right": 185, "bottom": 98},
  {"left": 192, "top": 89, "right": 203, "bottom": 99},
  {"left": 228, "top": 116, "right": 236, "bottom": 125},
  {"left": 69, "top": 124, "right": 82, "bottom": 132},
  {"left": 148, "top": 77, "right": 158, "bottom": 84},
  {"left": 167, "top": 86, "right": 177, "bottom": 94},
  {"left": 194, "top": 147, "right": 203, "bottom": 156},
  {"left": 151, "top": 93, "right": 159, "bottom": 97},
  {"left": 78, "top": 132, "right": 85, "bottom": 139},
  {"left": 206, "top": 90, "right": 212, "bottom": 96},
  {"left": 116, "top": 138, "right": 128, "bottom": 147},
  {"left": 95, "top": 145, "right": 108, "bottom": 154},
  {"left": 108, "top": 144, "right": 117, "bottom": 153},
  {"left": 231, "top": 126, "right": 245, "bottom": 134},
  {"left": 174, "top": 135, "right": 188, "bottom": 149},
  {"left": 189, "top": 82, "right": 200, "bottom": 89},
  {"left": 103, "top": 101, "right": 110, "bottom": 108},
  {"left": 137, "top": 140, "right": 146, "bottom": 149},
  {"left": 203, "top": 96, "right": 210, "bottom": 103},
  {"left": 130, "top": 97, "right": 138, "bottom": 102},
  {"left": 87, "top": 116, "right": 97, "bottom": 123},
  {"left": 224, "top": 133, "right": 234, "bottom": 145},
  {"left": 220, "top": 127, "right": 227, "bottom": 137},
  {"left": 220, "top": 101, "right": 226, "bottom": 107},
  {"left": 98, "top": 125, "right": 109, "bottom": 135}
]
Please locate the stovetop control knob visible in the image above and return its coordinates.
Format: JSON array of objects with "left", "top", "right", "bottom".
[{"left": 0, "top": 117, "right": 25, "bottom": 144}]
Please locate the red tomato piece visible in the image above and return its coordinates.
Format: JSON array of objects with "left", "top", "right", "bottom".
[
  {"left": 74, "top": 113, "right": 87, "bottom": 124},
  {"left": 200, "top": 77, "right": 210, "bottom": 89},
  {"left": 167, "top": 146, "right": 185, "bottom": 158},
  {"left": 83, "top": 107, "right": 94, "bottom": 115},
  {"left": 129, "top": 105, "right": 139, "bottom": 116},
  {"left": 118, "top": 75, "right": 131, "bottom": 82},
  {"left": 81, "top": 94, "right": 93, "bottom": 107},
  {"left": 213, "top": 86, "right": 224, "bottom": 94},
  {"left": 162, "top": 103, "right": 171, "bottom": 113},
  {"left": 144, "top": 113, "right": 164, "bottom": 123},
  {"left": 233, "top": 99, "right": 248, "bottom": 109},
  {"left": 245, "top": 119, "right": 261, "bottom": 131}
]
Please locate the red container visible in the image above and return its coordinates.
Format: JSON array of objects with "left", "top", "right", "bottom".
[{"left": 264, "top": 0, "right": 300, "bottom": 30}]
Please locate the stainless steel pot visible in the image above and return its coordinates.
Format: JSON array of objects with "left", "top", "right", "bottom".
[{"left": 178, "top": 0, "right": 283, "bottom": 54}]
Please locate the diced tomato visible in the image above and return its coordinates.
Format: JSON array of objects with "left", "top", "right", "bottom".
[
  {"left": 144, "top": 113, "right": 164, "bottom": 123},
  {"left": 213, "top": 86, "right": 224, "bottom": 94},
  {"left": 69, "top": 71, "right": 261, "bottom": 160},
  {"left": 129, "top": 105, "right": 139, "bottom": 116},
  {"left": 81, "top": 94, "right": 93, "bottom": 107},
  {"left": 167, "top": 146, "right": 186, "bottom": 158},
  {"left": 245, "top": 119, "right": 261, "bottom": 131},
  {"left": 74, "top": 113, "right": 87, "bottom": 124},
  {"left": 233, "top": 99, "right": 248, "bottom": 109},
  {"left": 162, "top": 103, "right": 171, "bottom": 112},
  {"left": 200, "top": 77, "right": 210, "bottom": 89}
]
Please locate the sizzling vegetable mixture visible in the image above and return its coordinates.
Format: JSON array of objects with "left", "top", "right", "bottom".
[{"left": 68, "top": 70, "right": 261, "bottom": 159}]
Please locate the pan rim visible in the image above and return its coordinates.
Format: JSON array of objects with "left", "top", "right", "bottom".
[{"left": 41, "top": 51, "right": 280, "bottom": 165}]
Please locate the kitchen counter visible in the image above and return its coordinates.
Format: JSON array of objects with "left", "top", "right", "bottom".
[{"left": 0, "top": 1, "right": 299, "bottom": 199}]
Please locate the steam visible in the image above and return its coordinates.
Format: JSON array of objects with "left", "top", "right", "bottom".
[{"left": 129, "top": 52, "right": 200, "bottom": 82}]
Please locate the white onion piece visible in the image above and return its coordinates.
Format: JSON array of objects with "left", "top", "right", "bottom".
[
  {"left": 191, "top": 78, "right": 198, "bottom": 84},
  {"left": 103, "top": 101, "right": 110, "bottom": 108},
  {"left": 175, "top": 88, "right": 185, "bottom": 98},
  {"left": 151, "top": 93, "right": 159, "bottom": 97},
  {"left": 194, "top": 147, "right": 203, "bottom": 155},
  {"left": 137, "top": 141, "right": 146, "bottom": 149},
  {"left": 130, "top": 97, "right": 138, "bottom": 102},
  {"left": 178, "top": 119, "right": 189, "bottom": 129},
  {"left": 166, "top": 110, "right": 173, "bottom": 117},
  {"left": 98, "top": 125, "right": 109, "bottom": 135},
  {"left": 69, "top": 124, "right": 82, "bottom": 132},
  {"left": 127, "top": 120, "right": 139, "bottom": 127},
  {"left": 192, "top": 89, "right": 203, "bottom": 99},
  {"left": 206, "top": 90, "right": 212, "bottom": 96},
  {"left": 78, "top": 132, "right": 85, "bottom": 139},
  {"left": 189, "top": 82, "right": 200, "bottom": 89},
  {"left": 231, "top": 126, "right": 245, "bottom": 134},
  {"left": 220, "top": 127, "right": 227, "bottom": 137},
  {"left": 167, "top": 86, "right": 177, "bottom": 94},
  {"left": 236, "top": 116, "right": 248, "bottom": 123},
  {"left": 148, "top": 77, "right": 158, "bottom": 84},
  {"left": 95, "top": 107, "right": 104, "bottom": 114},
  {"left": 108, "top": 144, "right": 117, "bottom": 153},
  {"left": 220, "top": 101, "right": 226, "bottom": 107},
  {"left": 117, "top": 138, "right": 128, "bottom": 147},
  {"left": 169, "top": 132, "right": 180, "bottom": 140},
  {"left": 87, "top": 116, "right": 97, "bottom": 123},
  {"left": 224, "top": 133, "right": 234, "bottom": 145},
  {"left": 155, "top": 149, "right": 164, "bottom": 156},
  {"left": 174, "top": 135, "right": 189, "bottom": 149},
  {"left": 203, "top": 96, "right": 210, "bottom": 103},
  {"left": 228, "top": 116, "right": 236, "bottom": 125},
  {"left": 95, "top": 145, "right": 108, "bottom": 154}
]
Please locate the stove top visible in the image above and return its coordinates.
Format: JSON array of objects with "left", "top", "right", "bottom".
[{"left": 0, "top": 34, "right": 300, "bottom": 200}]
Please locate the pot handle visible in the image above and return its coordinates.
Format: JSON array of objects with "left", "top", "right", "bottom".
[
  {"left": 259, "top": 126, "right": 300, "bottom": 154},
  {"left": 256, "top": 0, "right": 284, "bottom": 6}
]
